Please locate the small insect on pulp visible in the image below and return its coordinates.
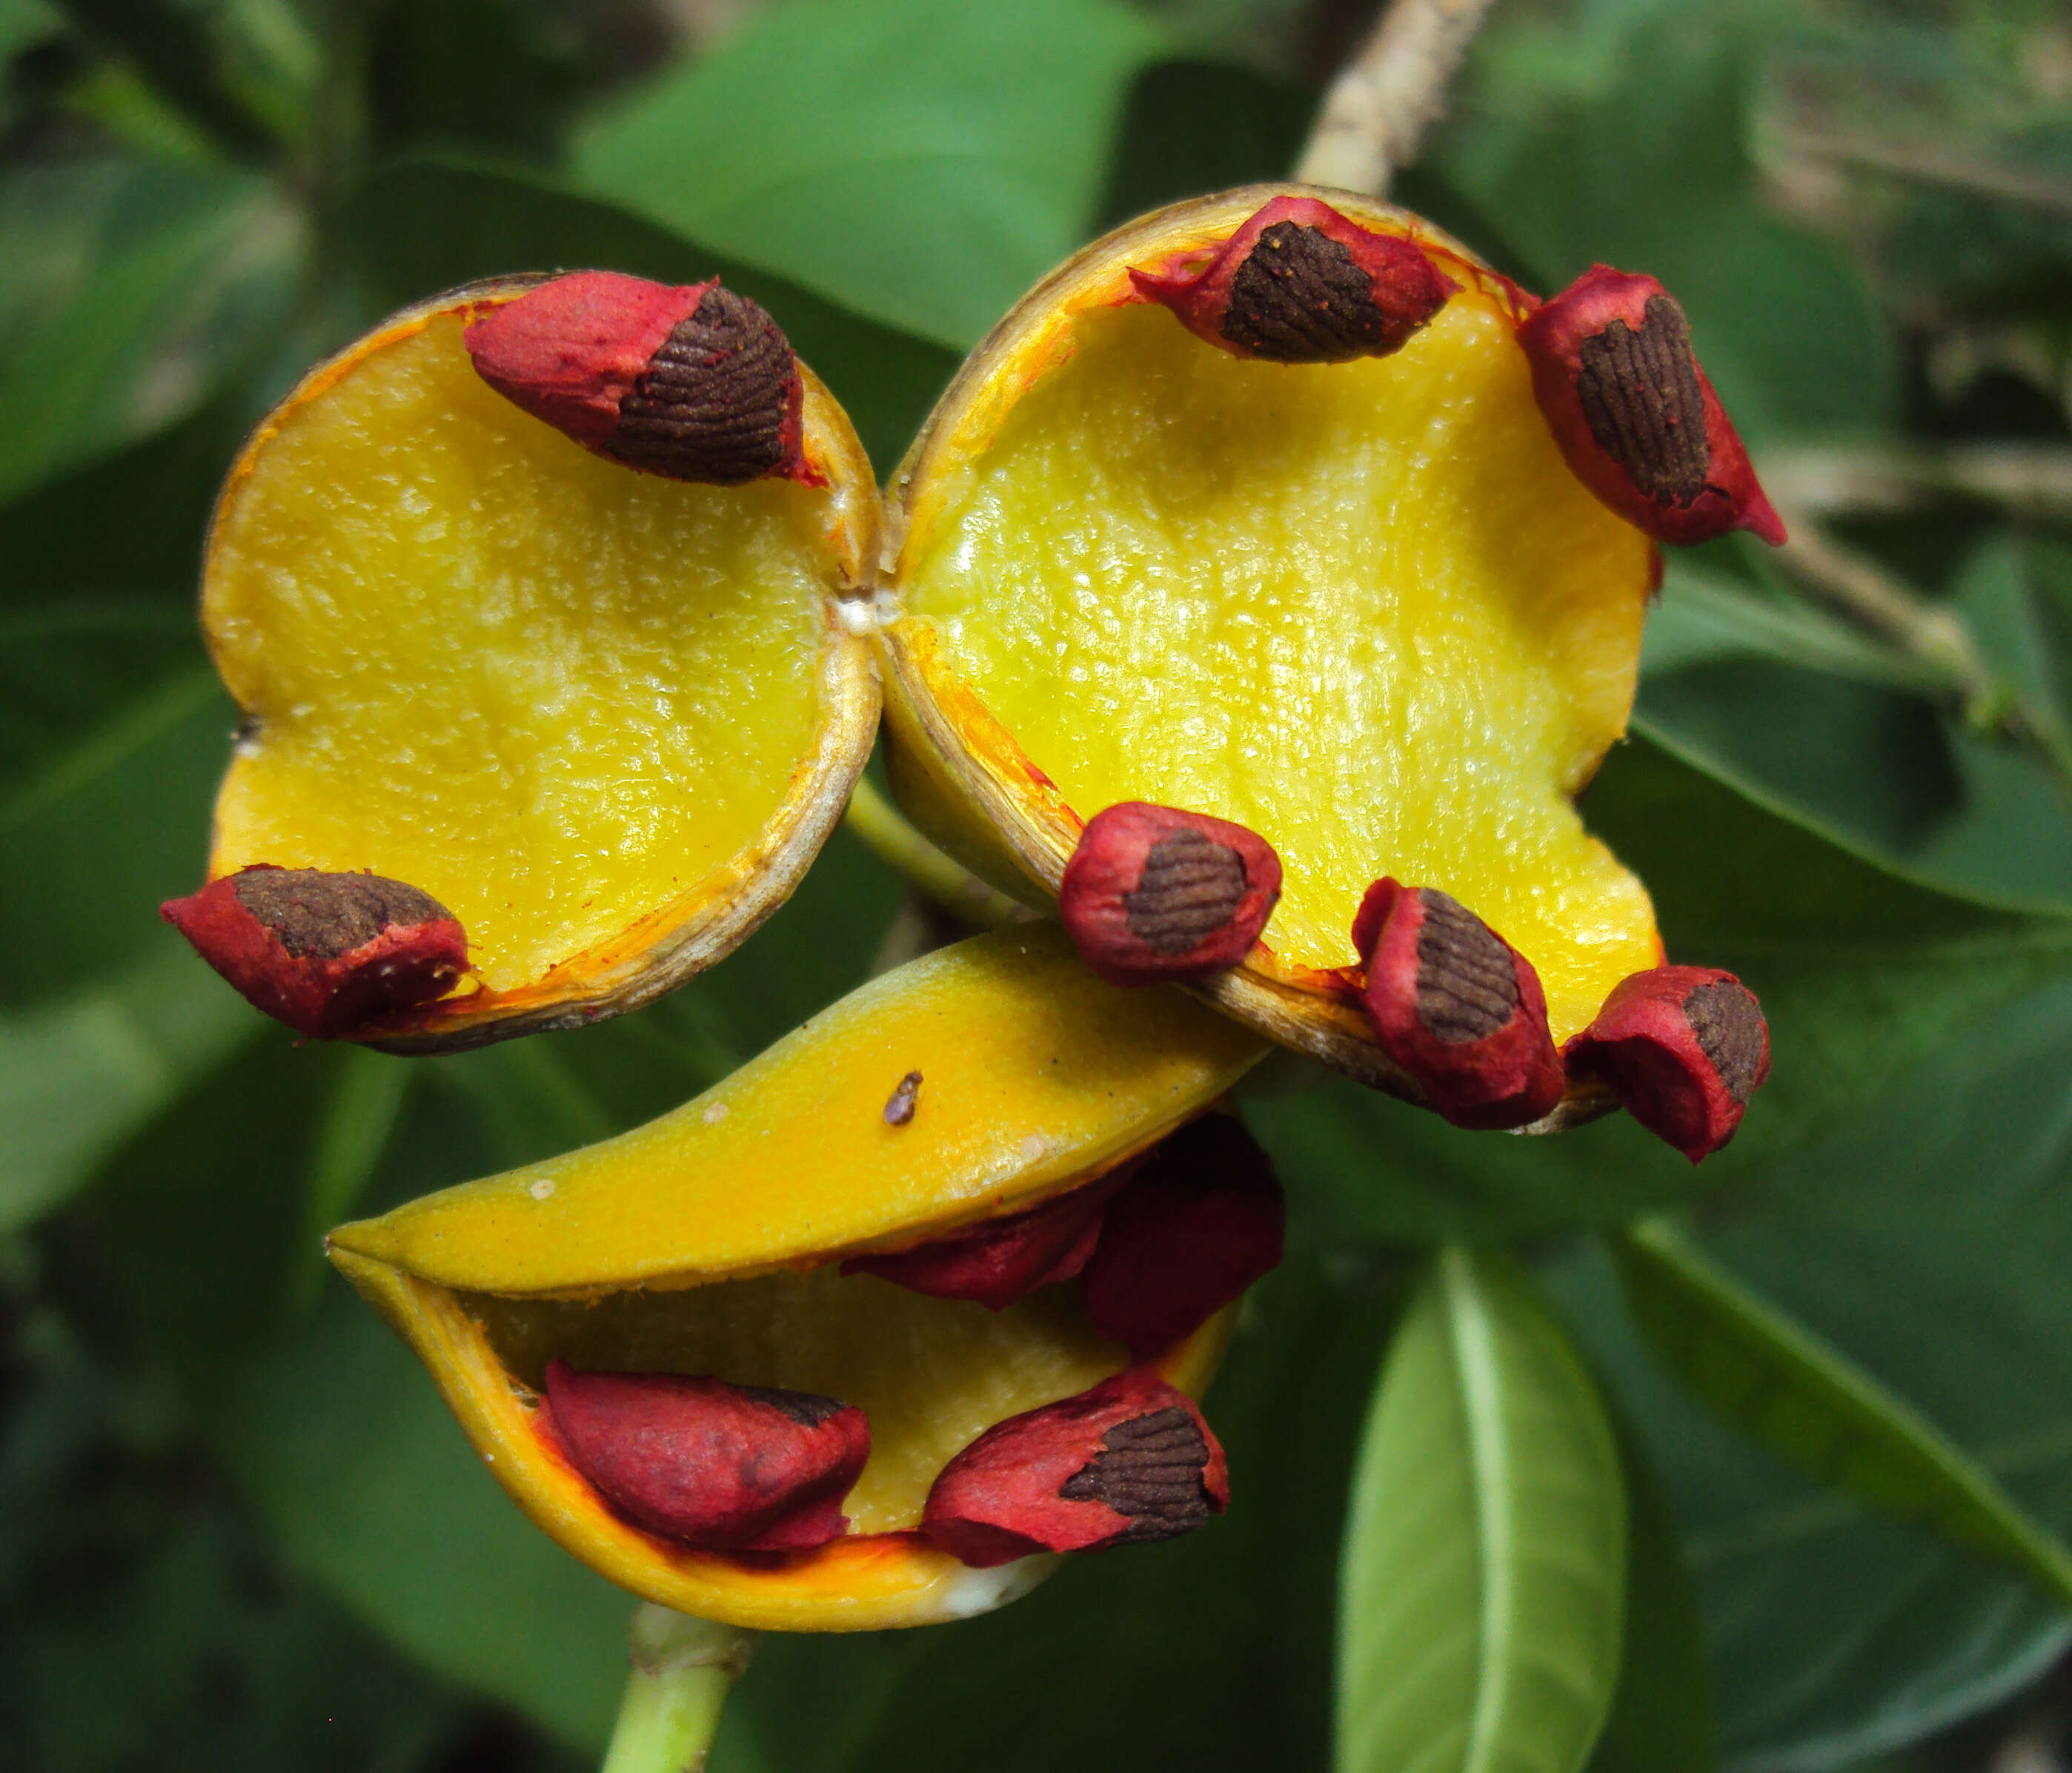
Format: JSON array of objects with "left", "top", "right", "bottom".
[
  {"left": 883, "top": 1070, "right": 923, "bottom": 1126},
  {"left": 1059, "top": 802, "right": 1282, "bottom": 985},
  {"left": 1353, "top": 877, "right": 1566, "bottom": 1129},
  {"left": 162, "top": 865, "right": 469, "bottom": 1040},
  {"left": 1564, "top": 965, "right": 1770, "bottom": 1161},
  {"left": 922, "top": 1370, "right": 1229, "bottom": 1568}
]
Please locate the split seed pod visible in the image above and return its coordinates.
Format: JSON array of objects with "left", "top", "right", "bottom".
[
  {"left": 1562, "top": 964, "right": 1770, "bottom": 1161},
  {"left": 184, "top": 273, "right": 879, "bottom": 1052},
  {"left": 921, "top": 1371, "right": 1228, "bottom": 1568},
  {"left": 1058, "top": 801, "right": 1282, "bottom": 984},
  {"left": 328, "top": 925, "right": 1268, "bottom": 1630},
  {"left": 161, "top": 864, "right": 468, "bottom": 1040},
  {"left": 1517, "top": 265, "right": 1785, "bottom": 548},
  {"left": 878, "top": 183, "right": 1671, "bottom": 1120},
  {"left": 1352, "top": 878, "right": 1565, "bottom": 1130}
]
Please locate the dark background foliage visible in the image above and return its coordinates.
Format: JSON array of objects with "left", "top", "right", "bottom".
[{"left": 4, "top": 0, "right": 2072, "bottom": 1768}]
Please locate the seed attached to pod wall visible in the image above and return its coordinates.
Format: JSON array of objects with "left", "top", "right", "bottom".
[
  {"left": 1130, "top": 195, "right": 1458, "bottom": 364},
  {"left": 1059, "top": 802, "right": 1282, "bottom": 985},
  {"left": 540, "top": 1364, "right": 870, "bottom": 1552},
  {"left": 1517, "top": 265, "right": 1784, "bottom": 548},
  {"left": 1079, "top": 1114, "right": 1284, "bottom": 1359},
  {"left": 840, "top": 1169, "right": 1124, "bottom": 1311},
  {"left": 161, "top": 864, "right": 468, "bottom": 1040},
  {"left": 921, "top": 1370, "right": 1228, "bottom": 1568},
  {"left": 1563, "top": 965, "right": 1770, "bottom": 1161},
  {"left": 1353, "top": 878, "right": 1565, "bottom": 1129},
  {"left": 464, "top": 271, "right": 817, "bottom": 486}
]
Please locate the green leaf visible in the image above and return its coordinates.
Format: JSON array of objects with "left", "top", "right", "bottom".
[
  {"left": 571, "top": 0, "right": 1170, "bottom": 350},
  {"left": 1094, "top": 57, "right": 1313, "bottom": 232},
  {"left": 1544, "top": 975, "right": 2072, "bottom": 1768},
  {"left": 0, "top": 156, "right": 303, "bottom": 503},
  {"left": 1590, "top": 723, "right": 2072, "bottom": 1155},
  {"left": 1338, "top": 1247, "right": 1626, "bottom": 1773},
  {"left": 1445, "top": 13, "right": 1893, "bottom": 439},
  {"left": 1642, "top": 560, "right": 1950, "bottom": 698},
  {"left": 1617, "top": 1218, "right": 2072, "bottom": 1607},
  {"left": 1583, "top": 1424, "right": 1716, "bottom": 1773},
  {"left": 0, "top": 941, "right": 254, "bottom": 1233},
  {"left": 345, "top": 159, "right": 958, "bottom": 478}
]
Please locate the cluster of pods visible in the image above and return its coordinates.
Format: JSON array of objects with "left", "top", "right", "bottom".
[{"left": 160, "top": 189, "right": 1782, "bottom": 1585}]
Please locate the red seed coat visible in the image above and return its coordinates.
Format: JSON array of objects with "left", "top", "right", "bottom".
[
  {"left": 464, "top": 271, "right": 811, "bottom": 485},
  {"left": 1353, "top": 878, "right": 1565, "bottom": 1130},
  {"left": 1059, "top": 802, "right": 1281, "bottom": 986},
  {"left": 1517, "top": 265, "right": 1784, "bottom": 548},
  {"left": 840, "top": 1170, "right": 1125, "bottom": 1311},
  {"left": 1129, "top": 196, "right": 1458, "bottom": 363},
  {"left": 540, "top": 1364, "right": 869, "bottom": 1553},
  {"left": 161, "top": 865, "right": 468, "bottom": 1040},
  {"left": 922, "top": 1370, "right": 1228, "bottom": 1568},
  {"left": 1078, "top": 1114, "right": 1284, "bottom": 1359},
  {"left": 1563, "top": 964, "right": 1770, "bottom": 1162}
]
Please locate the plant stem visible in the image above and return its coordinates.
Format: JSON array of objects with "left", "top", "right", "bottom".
[
  {"left": 1771, "top": 519, "right": 2072, "bottom": 803},
  {"left": 843, "top": 777, "right": 1029, "bottom": 929},
  {"left": 1294, "top": 0, "right": 1499, "bottom": 196},
  {"left": 600, "top": 1607, "right": 754, "bottom": 1773},
  {"left": 1760, "top": 443, "right": 2072, "bottom": 523}
]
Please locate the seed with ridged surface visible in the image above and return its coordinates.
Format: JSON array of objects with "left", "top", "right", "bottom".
[
  {"left": 161, "top": 864, "right": 468, "bottom": 1041},
  {"left": 1352, "top": 876, "right": 1564, "bottom": 1130},
  {"left": 1564, "top": 965, "right": 1770, "bottom": 1161},
  {"left": 1060, "top": 801, "right": 1281, "bottom": 985}
]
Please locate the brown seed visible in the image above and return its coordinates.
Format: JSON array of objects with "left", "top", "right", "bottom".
[
  {"left": 883, "top": 1070, "right": 923, "bottom": 1126},
  {"left": 608, "top": 285, "right": 798, "bottom": 485},
  {"left": 1683, "top": 978, "right": 1765, "bottom": 1104},
  {"left": 1056, "top": 1404, "right": 1215, "bottom": 1543},
  {"left": 1414, "top": 889, "right": 1521, "bottom": 1043},
  {"left": 1221, "top": 221, "right": 1390, "bottom": 362},
  {"left": 231, "top": 868, "right": 452, "bottom": 959},
  {"left": 1123, "top": 829, "right": 1249, "bottom": 955},
  {"left": 1573, "top": 294, "right": 1709, "bottom": 505}
]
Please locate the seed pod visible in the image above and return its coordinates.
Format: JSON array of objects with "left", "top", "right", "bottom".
[
  {"left": 161, "top": 864, "right": 468, "bottom": 1040},
  {"left": 922, "top": 1371, "right": 1228, "bottom": 1568},
  {"left": 1563, "top": 965, "right": 1770, "bottom": 1162},
  {"left": 1353, "top": 878, "right": 1565, "bottom": 1130},
  {"left": 464, "top": 271, "right": 814, "bottom": 486},
  {"left": 1517, "top": 265, "right": 1784, "bottom": 548},
  {"left": 540, "top": 1364, "right": 869, "bottom": 1553},
  {"left": 1059, "top": 802, "right": 1282, "bottom": 986},
  {"left": 1079, "top": 1114, "right": 1284, "bottom": 1359},
  {"left": 1130, "top": 195, "right": 1458, "bottom": 364},
  {"left": 840, "top": 1170, "right": 1123, "bottom": 1311}
]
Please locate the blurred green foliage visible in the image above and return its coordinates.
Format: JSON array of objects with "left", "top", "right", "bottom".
[{"left": 4, "top": 0, "right": 2072, "bottom": 1769}]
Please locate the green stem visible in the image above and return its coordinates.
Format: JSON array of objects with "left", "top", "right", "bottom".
[
  {"left": 599, "top": 1607, "right": 754, "bottom": 1773},
  {"left": 843, "top": 777, "right": 1029, "bottom": 929}
]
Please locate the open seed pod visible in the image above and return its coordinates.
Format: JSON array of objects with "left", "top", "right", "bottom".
[
  {"left": 183, "top": 275, "right": 880, "bottom": 1050},
  {"left": 879, "top": 185, "right": 1676, "bottom": 1117},
  {"left": 328, "top": 924, "right": 1271, "bottom": 1630}
]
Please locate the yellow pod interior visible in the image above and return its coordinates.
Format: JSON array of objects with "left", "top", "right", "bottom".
[
  {"left": 328, "top": 926, "right": 1269, "bottom": 1629},
  {"left": 202, "top": 282, "right": 879, "bottom": 1039},
  {"left": 889, "top": 186, "right": 1664, "bottom": 1044}
]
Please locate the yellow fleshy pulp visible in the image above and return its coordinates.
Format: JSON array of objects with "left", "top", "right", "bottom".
[
  {"left": 207, "top": 312, "right": 829, "bottom": 993},
  {"left": 898, "top": 292, "right": 1662, "bottom": 1040}
]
